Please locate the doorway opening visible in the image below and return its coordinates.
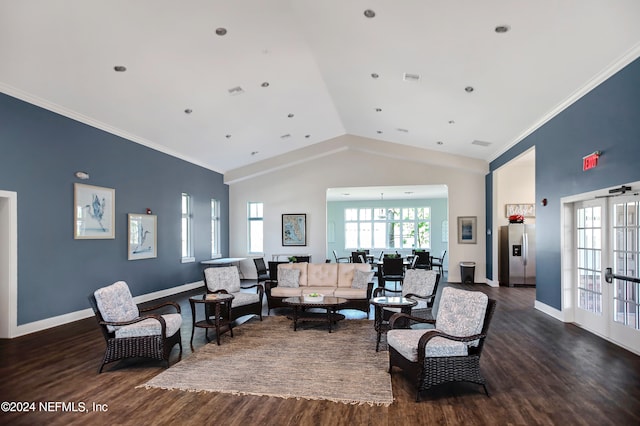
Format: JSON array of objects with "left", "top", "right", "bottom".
[
  {"left": 0, "top": 190, "right": 18, "bottom": 338},
  {"left": 326, "top": 185, "right": 449, "bottom": 272}
]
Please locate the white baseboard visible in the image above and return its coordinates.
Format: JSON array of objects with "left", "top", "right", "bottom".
[
  {"left": 14, "top": 280, "right": 204, "bottom": 338},
  {"left": 485, "top": 279, "right": 500, "bottom": 288},
  {"left": 534, "top": 300, "right": 565, "bottom": 322}
]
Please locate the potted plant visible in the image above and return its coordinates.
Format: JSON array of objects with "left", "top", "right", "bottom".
[{"left": 288, "top": 256, "right": 297, "bottom": 263}]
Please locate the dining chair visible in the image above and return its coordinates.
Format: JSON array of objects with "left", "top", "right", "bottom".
[{"left": 382, "top": 257, "right": 405, "bottom": 292}]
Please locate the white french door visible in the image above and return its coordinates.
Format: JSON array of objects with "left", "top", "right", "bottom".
[{"left": 574, "top": 195, "right": 640, "bottom": 354}]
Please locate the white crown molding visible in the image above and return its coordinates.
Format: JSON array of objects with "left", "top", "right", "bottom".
[
  {"left": 490, "top": 42, "right": 640, "bottom": 163},
  {"left": 0, "top": 83, "right": 223, "bottom": 174}
]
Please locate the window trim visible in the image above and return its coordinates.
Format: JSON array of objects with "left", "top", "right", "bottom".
[
  {"left": 181, "top": 193, "right": 195, "bottom": 263},
  {"left": 247, "top": 202, "right": 264, "bottom": 254}
]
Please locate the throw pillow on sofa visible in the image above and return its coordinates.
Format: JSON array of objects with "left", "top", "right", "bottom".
[
  {"left": 352, "top": 269, "right": 374, "bottom": 289},
  {"left": 279, "top": 268, "right": 301, "bottom": 288}
]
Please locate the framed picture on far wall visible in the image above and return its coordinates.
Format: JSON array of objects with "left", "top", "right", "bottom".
[
  {"left": 282, "top": 213, "right": 307, "bottom": 246},
  {"left": 74, "top": 183, "right": 115, "bottom": 239},
  {"left": 457, "top": 216, "right": 477, "bottom": 244},
  {"left": 128, "top": 214, "right": 157, "bottom": 260}
]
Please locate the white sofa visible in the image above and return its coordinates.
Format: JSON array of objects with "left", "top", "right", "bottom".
[{"left": 265, "top": 262, "right": 374, "bottom": 316}]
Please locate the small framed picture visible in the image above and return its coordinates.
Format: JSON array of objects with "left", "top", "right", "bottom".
[
  {"left": 457, "top": 216, "right": 477, "bottom": 244},
  {"left": 282, "top": 213, "right": 307, "bottom": 246},
  {"left": 74, "top": 183, "right": 115, "bottom": 239},
  {"left": 128, "top": 214, "right": 157, "bottom": 260}
]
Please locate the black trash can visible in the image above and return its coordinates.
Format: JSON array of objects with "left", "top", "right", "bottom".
[{"left": 460, "top": 262, "right": 476, "bottom": 284}]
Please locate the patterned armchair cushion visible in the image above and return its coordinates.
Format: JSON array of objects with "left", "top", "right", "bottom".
[
  {"left": 387, "top": 329, "right": 468, "bottom": 361},
  {"left": 114, "top": 313, "right": 182, "bottom": 338},
  {"left": 231, "top": 292, "right": 260, "bottom": 307},
  {"left": 402, "top": 269, "right": 437, "bottom": 298},
  {"left": 204, "top": 266, "right": 241, "bottom": 293},
  {"left": 351, "top": 269, "right": 374, "bottom": 289},
  {"left": 436, "top": 287, "right": 488, "bottom": 347},
  {"left": 94, "top": 281, "right": 139, "bottom": 332},
  {"left": 278, "top": 268, "right": 301, "bottom": 288}
]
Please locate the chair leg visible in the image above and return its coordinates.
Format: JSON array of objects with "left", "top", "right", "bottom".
[{"left": 482, "top": 384, "right": 490, "bottom": 397}]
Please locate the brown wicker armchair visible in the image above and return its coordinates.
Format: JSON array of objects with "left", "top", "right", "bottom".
[
  {"left": 387, "top": 287, "right": 496, "bottom": 401},
  {"left": 373, "top": 269, "right": 440, "bottom": 322},
  {"left": 203, "top": 266, "right": 264, "bottom": 321},
  {"left": 88, "top": 281, "right": 183, "bottom": 373}
]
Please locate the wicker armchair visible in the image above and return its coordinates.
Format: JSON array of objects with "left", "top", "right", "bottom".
[
  {"left": 203, "top": 266, "right": 264, "bottom": 321},
  {"left": 387, "top": 287, "right": 496, "bottom": 401},
  {"left": 373, "top": 269, "right": 440, "bottom": 321},
  {"left": 88, "top": 281, "right": 183, "bottom": 373}
]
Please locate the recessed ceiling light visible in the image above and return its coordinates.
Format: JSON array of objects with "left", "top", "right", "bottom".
[
  {"left": 465, "top": 86, "right": 474, "bottom": 93},
  {"left": 375, "top": 108, "right": 382, "bottom": 112},
  {"left": 364, "top": 9, "right": 376, "bottom": 18},
  {"left": 376, "top": 130, "right": 383, "bottom": 134},
  {"left": 261, "top": 82, "right": 270, "bottom": 87},
  {"left": 371, "top": 73, "right": 379, "bottom": 79},
  {"left": 448, "top": 120, "right": 455, "bottom": 124},
  {"left": 305, "top": 134, "right": 311, "bottom": 138},
  {"left": 225, "top": 134, "right": 232, "bottom": 139},
  {"left": 396, "top": 128, "right": 409, "bottom": 133},
  {"left": 251, "top": 151, "right": 259, "bottom": 156},
  {"left": 113, "top": 65, "right": 127, "bottom": 72},
  {"left": 184, "top": 109, "right": 193, "bottom": 114},
  {"left": 287, "top": 113, "right": 294, "bottom": 118},
  {"left": 495, "top": 25, "right": 510, "bottom": 33},
  {"left": 437, "top": 141, "right": 444, "bottom": 145},
  {"left": 215, "top": 27, "right": 227, "bottom": 36}
]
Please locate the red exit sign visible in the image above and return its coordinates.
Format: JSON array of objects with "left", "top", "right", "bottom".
[{"left": 583, "top": 151, "right": 600, "bottom": 171}]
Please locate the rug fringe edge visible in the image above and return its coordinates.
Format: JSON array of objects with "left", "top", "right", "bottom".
[{"left": 137, "top": 384, "right": 392, "bottom": 407}]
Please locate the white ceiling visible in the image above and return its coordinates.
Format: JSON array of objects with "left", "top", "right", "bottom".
[{"left": 1, "top": 1, "right": 640, "bottom": 174}]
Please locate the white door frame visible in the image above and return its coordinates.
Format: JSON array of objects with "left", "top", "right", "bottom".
[
  {"left": 561, "top": 181, "right": 640, "bottom": 355},
  {"left": 0, "top": 190, "right": 18, "bottom": 338}
]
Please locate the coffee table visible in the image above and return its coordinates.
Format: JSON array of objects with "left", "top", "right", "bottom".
[
  {"left": 189, "top": 293, "right": 234, "bottom": 348},
  {"left": 370, "top": 296, "right": 418, "bottom": 351},
  {"left": 282, "top": 296, "right": 348, "bottom": 333}
]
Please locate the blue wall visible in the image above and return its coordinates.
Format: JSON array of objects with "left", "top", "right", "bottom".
[
  {"left": 489, "top": 57, "right": 640, "bottom": 309},
  {"left": 0, "top": 93, "right": 229, "bottom": 325}
]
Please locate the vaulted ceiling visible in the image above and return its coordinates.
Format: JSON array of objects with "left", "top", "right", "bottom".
[{"left": 1, "top": 1, "right": 640, "bottom": 174}]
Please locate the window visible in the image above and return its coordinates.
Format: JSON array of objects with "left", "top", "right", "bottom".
[
  {"left": 181, "top": 193, "right": 194, "bottom": 262},
  {"left": 248, "top": 202, "right": 263, "bottom": 253},
  {"left": 211, "top": 199, "right": 220, "bottom": 258},
  {"left": 344, "top": 206, "right": 431, "bottom": 249}
]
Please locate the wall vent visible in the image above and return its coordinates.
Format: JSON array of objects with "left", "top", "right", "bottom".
[
  {"left": 228, "top": 86, "right": 244, "bottom": 96},
  {"left": 396, "top": 128, "right": 409, "bottom": 133},
  {"left": 472, "top": 140, "right": 492, "bottom": 147}
]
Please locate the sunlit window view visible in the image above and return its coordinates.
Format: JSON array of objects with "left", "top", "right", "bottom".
[
  {"left": 344, "top": 207, "right": 430, "bottom": 249},
  {"left": 248, "top": 202, "right": 264, "bottom": 253}
]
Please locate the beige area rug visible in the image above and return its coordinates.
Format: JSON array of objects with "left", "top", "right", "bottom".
[{"left": 140, "top": 316, "right": 393, "bottom": 406}]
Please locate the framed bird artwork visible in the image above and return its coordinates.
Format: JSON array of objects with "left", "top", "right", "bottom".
[
  {"left": 74, "top": 183, "right": 115, "bottom": 239},
  {"left": 127, "top": 213, "right": 157, "bottom": 260}
]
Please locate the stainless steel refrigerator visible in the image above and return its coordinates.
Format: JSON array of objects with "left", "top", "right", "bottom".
[{"left": 499, "top": 224, "right": 536, "bottom": 286}]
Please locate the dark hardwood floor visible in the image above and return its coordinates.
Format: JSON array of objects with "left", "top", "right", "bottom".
[{"left": 1, "top": 281, "right": 639, "bottom": 426}]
